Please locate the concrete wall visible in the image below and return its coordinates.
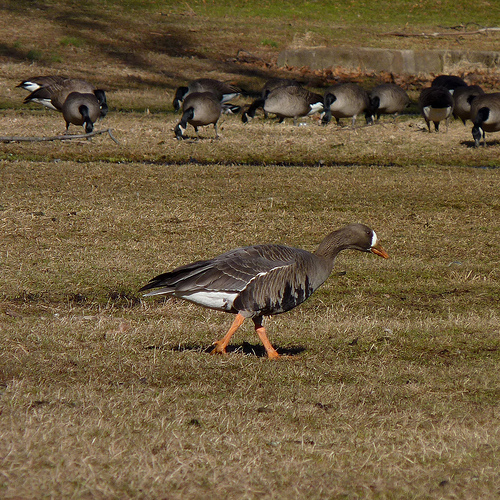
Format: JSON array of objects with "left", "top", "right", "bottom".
[{"left": 277, "top": 47, "right": 500, "bottom": 75}]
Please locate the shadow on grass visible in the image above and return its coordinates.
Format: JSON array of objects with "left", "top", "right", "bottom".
[
  {"left": 461, "top": 138, "right": 500, "bottom": 149},
  {"left": 146, "top": 342, "right": 306, "bottom": 358}
]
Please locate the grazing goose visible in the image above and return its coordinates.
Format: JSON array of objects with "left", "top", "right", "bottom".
[
  {"left": 470, "top": 93, "right": 500, "bottom": 147},
  {"left": 242, "top": 85, "right": 323, "bottom": 124},
  {"left": 418, "top": 87, "right": 454, "bottom": 132},
  {"left": 259, "top": 78, "right": 302, "bottom": 118},
  {"left": 322, "top": 83, "right": 370, "bottom": 127},
  {"left": 140, "top": 223, "right": 389, "bottom": 359},
  {"left": 452, "top": 85, "right": 485, "bottom": 125},
  {"left": 365, "top": 83, "right": 410, "bottom": 124},
  {"left": 431, "top": 74, "right": 467, "bottom": 94},
  {"left": 174, "top": 91, "right": 227, "bottom": 140},
  {"left": 17, "top": 75, "right": 67, "bottom": 93},
  {"left": 173, "top": 78, "right": 241, "bottom": 112},
  {"left": 22, "top": 77, "right": 108, "bottom": 118},
  {"left": 62, "top": 92, "right": 101, "bottom": 134}
]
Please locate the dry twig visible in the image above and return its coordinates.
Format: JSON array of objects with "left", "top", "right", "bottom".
[
  {"left": 0, "top": 128, "right": 120, "bottom": 144},
  {"left": 383, "top": 27, "right": 500, "bottom": 38}
]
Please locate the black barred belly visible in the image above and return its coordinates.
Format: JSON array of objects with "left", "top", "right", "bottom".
[{"left": 233, "top": 276, "right": 314, "bottom": 317}]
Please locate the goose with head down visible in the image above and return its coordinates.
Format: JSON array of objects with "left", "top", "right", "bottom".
[
  {"left": 418, "top": 86, "right": 454, "bottom": 132},
  {"left": 471, "top": 92, "right": 500, "bottom": 147},
  {"left": 140, "top": 223, "right": 389, "bottom": 359},
  {"left": 322, "top": 83, "right": 370, "bottom": 127},
  {"left": 242, "top": 85, "right": 323, "bottom": 125},
  {"left": 62, "top": 91, "right": 101, "bottom": 134},
  {"left": 21, "top": 76, "right": 108, "bottom": 118},
  {"left": 173, "top": 78, "right": 241, "bottom": 112}
]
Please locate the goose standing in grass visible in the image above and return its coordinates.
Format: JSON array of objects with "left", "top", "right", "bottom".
[
  {"left": 175, "top": 91, "right": 234, "bottom": 140},
  {"left": 140, "top": 223, "right": 388, "bottom": 359},
  {"left": 242, "top": 85, "right": 323, "bottom": 125},
  {"left": 322, "top": 83, "right": 370, "bottom": 127},
  {"left": 418, "top": 87, "right": 454, "bottom": 132},
  {"left": 452, "top": 85, "right": 485, "bottom": 125},
  {"left": 62, "top": 92, "right": 101, "bottom": 134},
  {"left": 259, "top": 78, "right": 302, "bottom": 118},
  {"left": 173, "top": 78, "right": 241, "bottom": 112},
  {"left": 365, "top": 83, "right": 410, "bottom": 124},
  {"left": 470, "top": 93, "right": 500, "bottom": 147},
  {"left": 431, "top": 74, "right": 467, "bottom": 94},
  {"left": 21, "top": 76, "right": 108, "bottom": 118}
]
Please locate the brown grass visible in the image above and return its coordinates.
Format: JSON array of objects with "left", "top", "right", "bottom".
[
  {"left": 1, "top": 155, "right": 499, "bottom": 499},
  {"left": 1, "top": 3, "right": 500, "bottom": 499}
]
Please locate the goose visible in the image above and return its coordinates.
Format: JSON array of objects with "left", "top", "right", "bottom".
[
  {"left": 365, "top": 83, "right": 410, "bottom": 124},
  {"left": 452, "top": 85, "right": 485, "bottom": 125},
  {"left": 418, "top": 87, "right": 454, "bottom": 132},
  {"left": 322, "top": 83, "right": 370, "bottom": 127},
  {"left": 431, "top": 74, "right": 467, "bottom": 94},
  {"left": 242, "top": 85, "right": 323, "bottom": 125},
  {"left": 17, "top": 75, "right": 67, "bottom": 93},
  {"left": 175, "top": 91, "right": 231, "bottom": 140},
  {"left": 173, "top": 78, "right": 241, "bottom": 112},
  {"left": 62, "top": 92, "right": 101, "bottom": 134},
  {"left": 140, "top": 223, "right": 389, "bottom": 359},
  {"left": 22, "top": 77, "right": 108, "bottom": 118},
  {"left": 259, "top": 78, "right": 302, "bottom": 118},
  {"left": 470, "top": 93, "right": 500, "bottom": 147}
]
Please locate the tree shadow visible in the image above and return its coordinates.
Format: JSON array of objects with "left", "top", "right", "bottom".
[
  {"left": 460, "top": 138, "right": 500, "bottom": 149},
  {"left": 0, "top": 2, "right": 297, "bottom": 94}
]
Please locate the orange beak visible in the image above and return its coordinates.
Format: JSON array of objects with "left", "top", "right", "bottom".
[{"left": 371, "top": 242, "right": 389, "bottom": 259}]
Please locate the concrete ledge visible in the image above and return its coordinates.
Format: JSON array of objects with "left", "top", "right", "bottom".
[{"left": 277, "top": 47, "right": 500, "bottom": 75}]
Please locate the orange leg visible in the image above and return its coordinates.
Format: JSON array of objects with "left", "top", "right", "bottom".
[
  {"left": 210, "top": 313, "right": 245, "bottom": 355},
  {"left": 253, "top": 318, "right": 280, "bottom": 359}
]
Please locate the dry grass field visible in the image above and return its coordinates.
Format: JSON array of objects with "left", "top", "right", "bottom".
[{"left": 1, "top": 1, "right": 500, "bottom": 499}]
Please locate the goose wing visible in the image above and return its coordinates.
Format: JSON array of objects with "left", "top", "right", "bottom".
[{"left": 140, "top": 245, "right": 295, "bottom": 295}]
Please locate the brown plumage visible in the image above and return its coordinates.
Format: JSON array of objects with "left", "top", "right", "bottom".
[
  {"left": 365, "top": 83, "right": 410, "bottom": 123},
  {"left": 174, "top": 91, "right": 223, "bottom": 140},
  {"left": 431, "top": 74, "right": 467, "bottom": 93},
  {"left": 322, "top": 83, "right": 370, "bottom": 127},
  {"left": 452, "top": 85, "right": 485, "bottom": 125},
  {"left": 21, "top": 76, "right": 107, "bottom": 118},
  {"left": 173, "top": 78, "right": 241, "bottom": 111},
  {"left": 471, "top": 93, "right": 500, "bottom": 147},
  {"left": 418, "top": 87, "right": 454, "bottom": 132},
  {"left": 17, "top": 75, "right": 67, "bottom": 93},
  {"left": 62, "top": 92, "right": 101, "bottom": 134},
  {"left": 242, "top": 85, "right": 323, "bottom": 125},
  {"left": 140, "top": 223, "right": 388, "bottom": 359}
]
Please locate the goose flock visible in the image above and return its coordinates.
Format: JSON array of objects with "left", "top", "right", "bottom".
[
  {"left": 14, "top": 72, "right": 499, "bottom": 356},
  {"left": 167, "top": 73, "right": 499, "bottom": 146},
  {"left": 16, "top": 72, "right": 500, "bottom": 146}
]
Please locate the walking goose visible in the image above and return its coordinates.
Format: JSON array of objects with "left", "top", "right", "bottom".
[
  {"left": 365, "top": 83, "right": 410, "bottom": 124},
  {"left": 452, "top": 85, "right": 485, "bottom": 125},
  {"left": 322, "top": 83, "right": 370, "bottom": 127},
  {"left": 175, "top": 91, "right": 229, "bottom": 140},
  {"left": 470, "top": 93, "right": 500, "bottom": 147},
  {"left": 140, "top": 223, "right": 389, "bottom": 359},
  {"left": 22, "top": 77, "right": 108, "bottom": 118},
  {"left": 62, "top": 92, "right": 101, "bottom": 134},
  {"left": 242, "top": 85, "right": 323, "bottom": 124},
  {"left": 173, "top": 78, "right": 241, "bottom": 112},
  {"left": 418, "top": 87, "right": 454, "bottom": 132}
]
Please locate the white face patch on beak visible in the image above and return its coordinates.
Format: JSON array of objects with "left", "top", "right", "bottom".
[{"left": 371, "top": 230, "right": 378, "bottom": 248}]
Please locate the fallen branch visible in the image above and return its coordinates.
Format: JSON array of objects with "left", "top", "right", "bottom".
[
  {"left": 383, "top": 27, "right": 500, "bottom": 38},
  {"left": 0, "top": 128, "right": 120, "bottom": 144}
]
